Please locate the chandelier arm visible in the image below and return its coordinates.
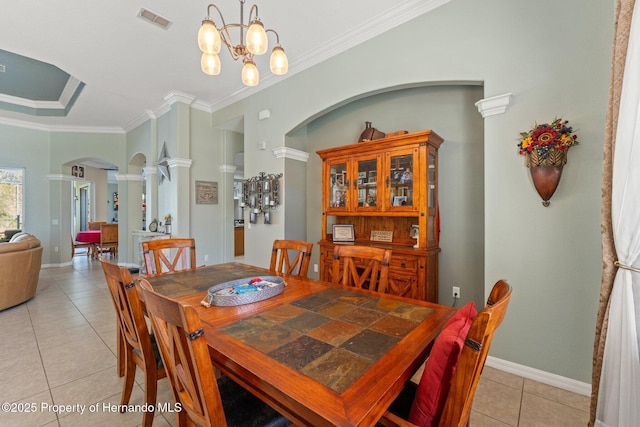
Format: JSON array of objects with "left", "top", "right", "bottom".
[
  {"left": 218, "top": 23, "right": 251, "bottom": 61},
  {"left": 206, "top": 4, "right": 228, "bottom": 29},
  {"left": 265, "top": 29, "right": 281, "bottom": 45},
  {"left": 248, "top": 4, "right": 259, "bottom": 23}
]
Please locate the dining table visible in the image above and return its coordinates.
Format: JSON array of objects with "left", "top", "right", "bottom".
[
  {"left": 75, "top": 230, "right": 101, "bottom": 259},
  {"left": 143, "top": 262, "right": 456, "bottom": 426}
]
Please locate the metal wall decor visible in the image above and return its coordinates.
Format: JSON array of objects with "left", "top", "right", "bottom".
[{"left": 241, "top": 172, "right": 283, "bottom": 224}]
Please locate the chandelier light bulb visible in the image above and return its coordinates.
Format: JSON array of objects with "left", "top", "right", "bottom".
[
  {"left": 198, "top": 19, "right": 221, "bottom": 54},
  {"left": 242, "top": 60, "right": 259, "bottom": 86},
  {"left": 246, "top": 19, "right": 268, "bottom": 55},
  {"left": 270, "top": 46, "right": 288, "bottom": 75},
  {"left": 201, "top": 53, "right": 221, "bottom": 75}
]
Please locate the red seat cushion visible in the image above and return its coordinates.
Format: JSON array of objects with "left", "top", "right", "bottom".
[{"left": 408, "top": 301, "right": 477, "bottom": 426}]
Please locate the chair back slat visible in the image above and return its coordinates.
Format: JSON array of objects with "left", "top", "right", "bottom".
[
  {"left": 270, "top": 240, "right": 313, "bottom": 278},
  {"left": 331, "top": 245, "right": 391, "bottom": 293},
  {"left": 142, "top": 238, "right": 197, "bottom": 274}
]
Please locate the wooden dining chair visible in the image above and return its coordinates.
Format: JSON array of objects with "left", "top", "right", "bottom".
[
  {"left": 99, "top": 257, "right": 166, "bottom": 427},
  {"left": 98, "top": 223, "right": 118, "bottom": 257},
  {"left": 71, "top": 235, "right": 92, "bottom": 257},
  {"left": 88, "top": 221, "right": 107, "bottom": 230},
  {"left": 332, "top": 245, "right": 392, "bottom": 293},
  {"left": 270, "top": 239, "right": 313, "bottom": 278},
  {"left": 137, "top": 279, "right": 290, "bottom": 427},
  {"left": 142, "top": 238, "right": 196, "bottom": 274},
  {"left": 379, "top": 280, "right": 512, "bottom": 427}
]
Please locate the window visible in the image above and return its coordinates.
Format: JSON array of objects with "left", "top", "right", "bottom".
[{"left": 0, "top": 168, "right": 24, "bottom": 236}]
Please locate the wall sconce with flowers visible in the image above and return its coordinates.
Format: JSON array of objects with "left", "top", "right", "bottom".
[
  {"left": 518, "top": 118, "right": 579, "bottom": 206},
  {"left": 241, "top": 172, "right": 283, "bottom": 224}
]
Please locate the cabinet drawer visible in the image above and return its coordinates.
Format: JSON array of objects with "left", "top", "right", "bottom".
[{"left": 389, "top": 255, "right": 418, "bottom": 272}]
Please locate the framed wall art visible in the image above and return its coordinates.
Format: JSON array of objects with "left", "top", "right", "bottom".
[{"left": 195, "top": 181, "right": 218, "bottom": 204}]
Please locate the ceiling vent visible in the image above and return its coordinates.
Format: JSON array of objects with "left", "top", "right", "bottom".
[{"left": 138, "top": 8, "right": 172, "bottom": 29}]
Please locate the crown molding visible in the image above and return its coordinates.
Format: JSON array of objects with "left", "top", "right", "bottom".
[
  {"left": 167, "top": 157, "right": 193, "bottom": 168},
  {"left": 1, "top": 0, "right": 451, "bottom": 133},
  {"left": 115, "top": 173, "right": 144, "bottom": 182},
  {"left": 47, "top": 174, "right": 75, "bottom": 182},
  {"left": 204, "top": 0, "right": 452, "bottom": 112},
  {"left": 220, "top": 165, "right": 237, "bottom": 174},
  {"left": 272, "top": 147, "right": 310, "bottom": 162},
  {"left": 143, "top": 166, "right": 157, "bottom": 176},
  {"left": 58, "top": 76, "right": 83, "bottom": 107},
  {"left": 0, "top": 116, "right": 124, "bottom": 134},
  {"left": 475, "top": 93, "right": 512, "bottom": 118},
  {"left": 0, "top": 76, "right": 83, "bottom": 112},
  {"left": 163, "top": 91, "right": 196, "bottom": 106}
]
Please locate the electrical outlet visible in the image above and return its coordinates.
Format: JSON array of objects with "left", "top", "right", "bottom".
[
  {"left": 452, "top": 286, "right": 460, "bottom": 299},
  {"left": 313, "top": 264, "right": 318, "bottom": 273},
  {"left": 204, "top": 254, "right": 209, "bottom": 262}
]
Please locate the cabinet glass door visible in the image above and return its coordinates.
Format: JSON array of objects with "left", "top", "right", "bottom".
[
  {"left": 328, "top": 160, "right": 348, "bottom": 210},
  {"left": 386, "top": 149, "right": 418, "bottom": 211},
  {"left": 427, "top": 151, "right": 437, "bottom": 244},
  {"left": 355, "top": 156, "right": 379, "bottom": 210}
]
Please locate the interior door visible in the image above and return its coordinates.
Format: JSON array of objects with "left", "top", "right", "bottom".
[{"left": 79, "top": 187, "right": 88, "bottom": 231}]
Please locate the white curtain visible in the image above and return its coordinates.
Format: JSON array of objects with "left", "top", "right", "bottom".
[{"left": 596, "top": 1, "right": 640, "bottom": 425}]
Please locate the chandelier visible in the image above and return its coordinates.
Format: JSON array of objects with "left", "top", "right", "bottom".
[{"left": 197, "top": 0, "right": 288, "bottom": 87}]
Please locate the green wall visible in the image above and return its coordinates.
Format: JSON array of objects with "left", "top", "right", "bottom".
[
  {"left": 0, "top": 0, "right": 613, "bottom": 384},
  {"left": 222, "top": 0, "right": 611, "bottom": 383}
]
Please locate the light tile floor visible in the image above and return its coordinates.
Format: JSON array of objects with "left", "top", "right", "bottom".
[{"left": 0, "top": 256, "right": 590, "bottom": 426}]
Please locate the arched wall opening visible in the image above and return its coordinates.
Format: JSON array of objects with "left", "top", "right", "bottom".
[{"left": 286, "top": 83, "right": 486, "bottom": 307}]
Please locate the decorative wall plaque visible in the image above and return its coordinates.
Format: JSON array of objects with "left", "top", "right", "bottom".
[{"left": 370, "top": 230, "right": 393, "bottom": 242}]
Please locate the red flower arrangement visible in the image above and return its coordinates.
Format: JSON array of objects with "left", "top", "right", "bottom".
[{"left": 518, "top": 118, "right": 579, "bottom": 166}]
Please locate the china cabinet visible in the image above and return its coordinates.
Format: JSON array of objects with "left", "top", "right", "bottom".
[{"left": 317, "top": 130, "right": 443, "bottom": 302}]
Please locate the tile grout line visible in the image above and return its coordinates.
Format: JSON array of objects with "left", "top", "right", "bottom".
[{"left": 26, "top": 286, "right": 61, "bottom": 427}]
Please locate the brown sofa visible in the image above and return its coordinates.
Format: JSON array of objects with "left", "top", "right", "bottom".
[{"left": 0, "top": 233, "right": 43, "bottom": 311}]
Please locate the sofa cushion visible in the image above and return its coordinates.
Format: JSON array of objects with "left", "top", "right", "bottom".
[
  {"left": 0, "top": 234, "right": 41, "bottom": 254},
  {"left": 408, "top": 301, "right": 477, "bottom": 427},
  {"left": 10, "top": 232, "right": 31, "bottom": 243}
]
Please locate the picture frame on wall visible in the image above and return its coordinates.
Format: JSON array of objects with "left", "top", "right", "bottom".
[
  {"left": 195, "top": 181, "right": 218, "bottom": 204},
  {"left": 71, "top": 165, "right": 85, "bottom": 178}
]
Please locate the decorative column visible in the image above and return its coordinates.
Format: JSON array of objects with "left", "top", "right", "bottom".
[
  {"left": 115, "top": 172, "right": 144, "bottom": 264},
  {"left": 167, "top": 157, "right": 193, "bottom": 238},
  {"left": 47, "top": 173, "right": 74, "bottom": 264},
  {"left": 143, "top": 166, "right": 158, "bottom": 230}
]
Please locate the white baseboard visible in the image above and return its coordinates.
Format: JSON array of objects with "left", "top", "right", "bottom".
[
  {"left": 42, "top": 262, "right": 72, "bottom": 268},
  {"left": 42, "top": 262, "right": 138, "bottom": 269},
  {"left": 486, "top": 356, "right": 592, "bottom": 396}
]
